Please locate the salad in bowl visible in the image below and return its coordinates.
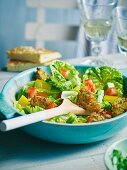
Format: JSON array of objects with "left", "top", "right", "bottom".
[
  {"left": 1, "top": 60, "right": 127, "bottom": 144},
  {"left": 14, "top": 60, "right": 127, "bottom": 124}
]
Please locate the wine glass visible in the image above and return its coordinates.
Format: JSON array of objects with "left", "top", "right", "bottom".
[
  {"left": 78, "top": 0, "right": 118, "bottom": 66},
  {"left": 114, "top": 6, "right": 127, "bottom": 55}
]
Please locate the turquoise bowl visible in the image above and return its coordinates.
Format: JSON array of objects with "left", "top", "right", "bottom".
[
  {"left": 104, "top": 138, "right": 127, "bottom": 170},
  {"left": 0, "top": 65, "right": 127, "bottom": 144}
]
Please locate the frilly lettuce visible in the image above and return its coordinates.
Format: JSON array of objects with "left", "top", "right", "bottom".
[
  {"left": 16, "top": 81, "right": 35, "bottom": 100},
  {"left": 24, "top": 105, "right": 44, "bottom": 114},
  {"left": 50, "top": 60, "right": 81, "bottom": 90},
  {"left": 14, "top": 101, "right": 44, "bottom": 114},
  {"left": 47, "top": 113, "right": 87, "bottom": 124},
  {"left": 83, "top": 66, "right": 123, "bottom": 96}
]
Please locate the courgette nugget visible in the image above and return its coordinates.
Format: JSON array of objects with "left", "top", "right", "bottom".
[
  {"left": 77, "top": 88, "right": 101, "bottom": 113},
  {"left": 36, "top": 68, "right": 49, "bottom": 80},
  {"left": 86, "top": 112, "right": 106, "bottom": 122},
  {"left": 30, "top": 96, "right": 57, "bottom": 109},
  {"left": 112, "top": 98, "right": 127, "bottom": 116}
]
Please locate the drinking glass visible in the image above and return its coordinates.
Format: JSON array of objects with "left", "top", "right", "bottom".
[
  {"left": 114, "top": 6, "right": 127, "bottom": 55},
  {"left": 78, "top": 0, "right": 118, "bottom": 66}
]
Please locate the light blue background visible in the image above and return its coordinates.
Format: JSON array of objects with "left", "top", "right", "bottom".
[{"left": 0, "top": 0, "right": 80, "bottom": 68}]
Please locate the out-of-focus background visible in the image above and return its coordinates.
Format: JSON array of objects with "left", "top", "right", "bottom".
[
  {"left": 0, "top": 0, "right": 80, "bottom": 68},
  {"left": 0, "top": 0, "right": 126, "bottom": 68}
]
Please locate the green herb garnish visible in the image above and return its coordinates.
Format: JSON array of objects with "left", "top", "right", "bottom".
[{"left": 111, "top": 149, "right": 127, "bottom": 170}]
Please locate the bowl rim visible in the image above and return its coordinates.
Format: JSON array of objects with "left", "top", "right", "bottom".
[
  {"left": 104, "top": 138, "right": 127, "bottom": 170},
  {"left": 1, "top": 64, "right": 127, "bottom": 127}
]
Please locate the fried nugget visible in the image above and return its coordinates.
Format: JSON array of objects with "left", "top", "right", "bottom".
[
  {"left": 30, "top": 96, "right": 57, "bottom": 109},
  {"left": 77, "top": 88, "right": 101, "bottom": 113},
  {"left": 36, "top": 68, "right": 49, "bottom": 80},
  {"left": 112, "top": 97, "right": 127, "bottom": 116}
]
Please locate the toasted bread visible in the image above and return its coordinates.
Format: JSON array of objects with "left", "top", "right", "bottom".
[
  {"left": 7, "top": 46, "right": 62, "bottom": 63},
  {"left": 7, "top": 59, "right": 54, "bottom": 72}
]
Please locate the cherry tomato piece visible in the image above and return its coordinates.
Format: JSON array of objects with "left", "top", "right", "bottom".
[
  {"left": 28, "top": 87, "right": 37, "bottom": 98},
  {"left": 60, "top": 69, "right": 69, "bottom": 79},
  {"left": 85, "top": 79, "right": 95, "bottom": 92},
  {"left": 105, "top": 87, "right": 117, "bottom": 96}
]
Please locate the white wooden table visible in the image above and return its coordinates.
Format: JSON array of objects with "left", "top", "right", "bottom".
[{"left": 0, "top": 54, "right": 127, "bottom": 170}]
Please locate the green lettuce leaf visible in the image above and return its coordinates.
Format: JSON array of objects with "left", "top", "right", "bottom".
[
  {"left": 16, "top": 81, "right": 35, "bottom": 100},
  {"left": 83, "top": 67, "right": 103, "bottom": 90},
  {"left": 99, "top": 66, "right": 123, "bottom": 84},
  {"left": 14, "top": 101, "right": 25, "bottom": 114},
  {"left": 47, "top": 113, "right": 87, "bottom": 124},
  {"left": 83, "top": 66, "right": 123, "bottom": 96},
  {"left": 50, "top": 60, "right": 81, "bottom": 91},
  {"left": 24, "top": 105, "right": 44, "bottom": 114},
  {"left": 16, "top": 87, "right": 28, "bottom": 100}
]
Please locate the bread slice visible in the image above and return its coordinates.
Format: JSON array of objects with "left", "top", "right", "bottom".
[
  {"left": 7, "top": 59, "right": 54, "bottom": 72},
  {"left": 7, "top": 46, "right": 62, "bottom": 63}
]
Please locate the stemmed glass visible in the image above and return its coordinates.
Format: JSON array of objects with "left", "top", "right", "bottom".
[
  {"left": 114, "top": 6, "right": 127, "bottom": 55},
  {"left": 78, "top": 0, "right": 118, "bottom": 66}
]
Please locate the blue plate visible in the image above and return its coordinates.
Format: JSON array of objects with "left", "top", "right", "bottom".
[
  {"left": 104, "top": 138, "right": 127, "bottom": 170},
  {"left": 0, "top": 65, "right": 127, "bottom": 144}
]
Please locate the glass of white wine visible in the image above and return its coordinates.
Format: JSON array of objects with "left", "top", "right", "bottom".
[
  {"left": 78, "top": 0, "right": 118, "bottom": 66},
  {"left": 114, "top": 6, "right": 127, "bottom": 55}
]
